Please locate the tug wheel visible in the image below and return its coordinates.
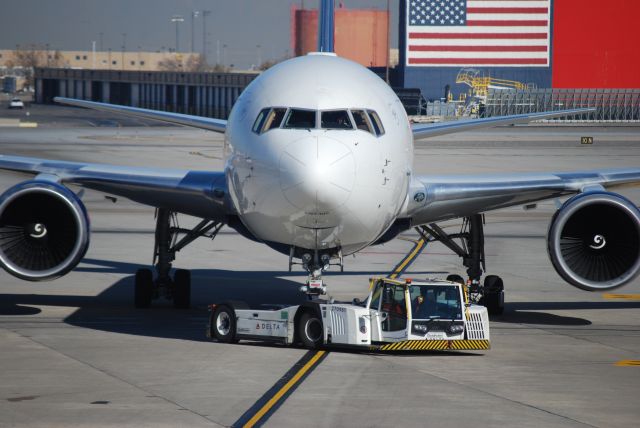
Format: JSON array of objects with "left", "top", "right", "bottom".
[{"left": 298, "top": 311, "right": 323, "bottom": 349}]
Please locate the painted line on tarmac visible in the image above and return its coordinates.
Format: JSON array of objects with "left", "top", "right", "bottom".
[
  {"left": 615, "top": 360, "right": 640, "bottom": 367},
  {"left": 388, "top": 235, "right": 427, "bottom": 279},
  {"left": 19, "top": 122, "right": 38, "bottom": 128},
  {"left": 233, "top": 233, "right": 427, "bottom": 427},
  {"left": 233, "top": 350, "right": 328, "bottom": 428},
  {"left": 602, "top": 293, "right": 640, "bottom": 301}
]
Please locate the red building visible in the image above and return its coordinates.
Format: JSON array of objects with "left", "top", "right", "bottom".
[
  {"left": 291, "top": 5, "right": 389, "bottom": 67},
  {"left": 552, "top": 0, "right": 640, "bottom": 88}
]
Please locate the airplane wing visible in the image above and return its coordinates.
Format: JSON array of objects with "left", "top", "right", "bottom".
[
  {"left": 411, "top": 108, "right": 594, "bottom": 140},
  {"left": 54, "top": 97, "right": 227, "bottom": 133},
  {"left": 404, "top": 168, "right": 640, "bottom": 225},
  {"left": 0, "top": 155, "right": 230, "bottom": 221}
]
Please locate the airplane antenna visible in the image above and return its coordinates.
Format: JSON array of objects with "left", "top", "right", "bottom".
[{"left": 318, "top": 0, "right": 335, "bottom": 52}]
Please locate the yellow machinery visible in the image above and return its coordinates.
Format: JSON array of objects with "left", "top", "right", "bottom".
[{"left": 456, "top": 68, "right": 535, "bottom": 99}]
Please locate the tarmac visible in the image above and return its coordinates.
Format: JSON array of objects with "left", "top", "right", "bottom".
[{"left": 0, "top": 104, "right": 639, "bottom": 427}]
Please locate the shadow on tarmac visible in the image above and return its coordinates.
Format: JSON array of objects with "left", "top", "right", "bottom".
[{"left": 3, "top": 258, "right": 640, "bottom": 341}]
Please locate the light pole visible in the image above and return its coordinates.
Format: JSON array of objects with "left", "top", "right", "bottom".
[
  {"left": 191, "top": 11, "right": 199, "bottom": 53},
  {"left": 121, "top": 33, "right": 127, "bottom": 70},
  {"left": 202, "top": 10, "right": 211, "bottom": 64},
  {"left": 256, "top": 44, "right": 262, "bottom": 69},
  {"left": 170, "top": 15, "right": 184, "bottom": 52}
]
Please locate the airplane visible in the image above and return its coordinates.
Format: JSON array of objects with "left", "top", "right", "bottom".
[{"left": 0, "top": 7, "right": 638, "bottom": 315}]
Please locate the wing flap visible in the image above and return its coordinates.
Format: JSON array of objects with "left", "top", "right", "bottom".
[{"left": 55, "top": 97, "right": 227, "bottom": 133}]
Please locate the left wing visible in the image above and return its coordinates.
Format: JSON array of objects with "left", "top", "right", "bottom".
[
  {"left": 55, "top": 97, "right": 227, "bottom": 133},
  {"left": 404, "top": 168, "right": 640, "bottom": 225},
  {"left": 412, "top": 108, "right": 594, "bottom": 140},
  {"left": 0, "top": 155, "right": 230, "bottom": 221}
]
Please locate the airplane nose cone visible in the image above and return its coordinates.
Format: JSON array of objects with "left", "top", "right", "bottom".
[{"left": 280, "top": 136, "right": 355, "bottom": 215}]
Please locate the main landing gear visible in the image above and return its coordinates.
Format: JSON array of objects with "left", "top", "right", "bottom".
[
  {"left": 417, "top": 214, "right": 504, "bottom": 315},
  {"left": 134, "top": 208, "right": 223, "bottom": 309}
]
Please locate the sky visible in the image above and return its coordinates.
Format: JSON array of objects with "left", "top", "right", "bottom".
[{"left": 0, "top": 0, "right": 400, "bottom": 69}]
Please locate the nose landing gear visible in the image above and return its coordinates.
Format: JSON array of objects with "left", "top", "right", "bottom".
[{"left": 289, "top": 247, "right": 344, "bottom": 299}]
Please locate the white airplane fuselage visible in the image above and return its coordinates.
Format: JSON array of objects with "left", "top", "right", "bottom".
[{"left": 225, "top": 53, "right": 413, "bottom": 256}]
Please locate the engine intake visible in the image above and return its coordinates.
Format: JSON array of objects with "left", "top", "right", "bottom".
[
  {"left": 0, "top": 181, "right": 90, "bottom": 281},
  {"left": 548, "top": 192, "right": 640, "bottom": 291}
]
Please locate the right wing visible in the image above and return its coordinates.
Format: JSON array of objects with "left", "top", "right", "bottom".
[{"left": 55, "top": 97, "right": 227, "bottom": 133}]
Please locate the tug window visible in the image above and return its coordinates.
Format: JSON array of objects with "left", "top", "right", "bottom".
[
  {"left": 367, "top": 110, "right": 385, "bottom": 136},
  {"left": 263, "top": 108, "right": 287, "bottom": 132},
  {"left": 284, "top": 109, "right": 316, "bottom": 129},
  {"left": 321, "top": 110, "right": 353, "bottom": 130},
  {"left": 351, "top": 110, "right": 373, "bottom": 134},
  {"left": 252, "top": 108, "right": 270, "bottom": 134}
]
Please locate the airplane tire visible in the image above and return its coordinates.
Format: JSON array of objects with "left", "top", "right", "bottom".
[
  {"left": 173, "top": 269, "right": 191, "bottom": 309},
  {"left": 212, "top": 305, "right": 237, "bottom": 343},
  {"left": 134, "top": 268, "right": 153, "bottom": 308},
  {"left": 446, "top": 274, "right": 465, "bottom": 285},
  {"left": 482, "top": 275, "right": 504, "bottom": 316},
  {"left": 298, "top": 311, "right": 323, "bottom": 349}
]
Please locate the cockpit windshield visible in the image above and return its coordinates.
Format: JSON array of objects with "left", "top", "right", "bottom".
[
  {"left": 252, "top": 107, "right": 384, "bottom": 136},
  {"left": 284, "top": 109, "right": 316, "bottom": 129},
  {"left": 351, "top": 109, "right": 373, "bottom": 133},
  {"left": 321, "top": 110, "right": 353, "bottom": 130},
  {"left": 252, "top": 108, "right": 286, "bottom": 134},
  {"left": 409, "top": 285, "right": 462, "bottom": 320}
]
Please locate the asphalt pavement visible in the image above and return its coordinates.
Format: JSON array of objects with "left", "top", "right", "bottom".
[{"left": 0, "top": 105, "right": 639, "bottom": 427}]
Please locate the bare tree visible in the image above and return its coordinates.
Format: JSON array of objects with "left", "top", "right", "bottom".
[
  {"left": 258, "top": 59, "right": 278, "bottom": 71},
  {"left": 157, "top": 56, "right": 184, "bottom": 72},
  {"left": 185, "top": 54, "right": 207, "bottom": 72},
  {"left": 210, "top": 63, "right": 230, "bottom": 73},
  {"left": 5, "top": 44, "right": 65, "bottom": 88}
]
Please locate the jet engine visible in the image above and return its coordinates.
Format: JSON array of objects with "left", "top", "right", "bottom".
[
  {"left": 548, "top": 192, "right": 640, "bottom": 291},
  {"left": 0, "top": 181, "right": 90, "bottom": 281}
]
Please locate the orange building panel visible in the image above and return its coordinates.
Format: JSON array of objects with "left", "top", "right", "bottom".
[{"left": 291, "top": 7, "right": 389, "bottom": 67}]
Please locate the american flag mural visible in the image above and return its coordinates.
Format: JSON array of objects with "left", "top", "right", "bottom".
[{"left": 406, "top": 0, "right": 551, "bottom": 67}]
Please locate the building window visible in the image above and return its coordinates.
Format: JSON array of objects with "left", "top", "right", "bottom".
[
  {"left": 82, "top": 55, "right": 87, "bottom": 60},
  {"left": 140, "top": 61, "right": 145, "bottom": 66},
  {"left": 112, "top": 60, "right": 117, "bottom": 65},
  {"left": 130, "top": 60, "right": 135, "bottom": 65},
  {"left": 75, "top": 55, "right": 80, "bottom": 60}
]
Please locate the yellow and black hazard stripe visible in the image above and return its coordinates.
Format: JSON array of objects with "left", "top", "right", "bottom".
[{"left": 374, "top": 339, "right": 490, "bottom": 352}]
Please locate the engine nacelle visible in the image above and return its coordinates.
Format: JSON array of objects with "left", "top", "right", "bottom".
[
  {"left": 0, "top": 181, "right": 90, "bottom": 281},
  {"left": 548, "top": 192, "right": 640, "bottom": 291}
]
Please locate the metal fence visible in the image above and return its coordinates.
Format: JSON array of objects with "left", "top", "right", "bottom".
[{"left": 485, "top": 88, "right": 640, "bottom": 121}]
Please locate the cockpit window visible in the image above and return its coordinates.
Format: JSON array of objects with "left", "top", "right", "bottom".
[
  {"left": 252, "top": 108, "right": 270, "bottom": 134},
  {"left": 264, "top": 108, "right": 287, "bottom": 132},
  {"left": 321, "top": 110, "right": 353, "bottom": 130},
  {"left": 367, "top": 110, "right": 385, "bottom": 136},
  {"left": 284, "top": 109, "right": 316, "bottom": 129},
  {"left": 351, "top": 110, "right": 373, "bottom": 134}
]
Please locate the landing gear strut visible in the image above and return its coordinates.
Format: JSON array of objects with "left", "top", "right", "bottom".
[
  {"left": 289, "top": 247, "right": 344, "bottom": 299},
  {"left": 134, "top": 208, "right": 222, "bottom": 309},
  {"left": 417, "top": 214, "right": 504, "bottom": 315}
]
